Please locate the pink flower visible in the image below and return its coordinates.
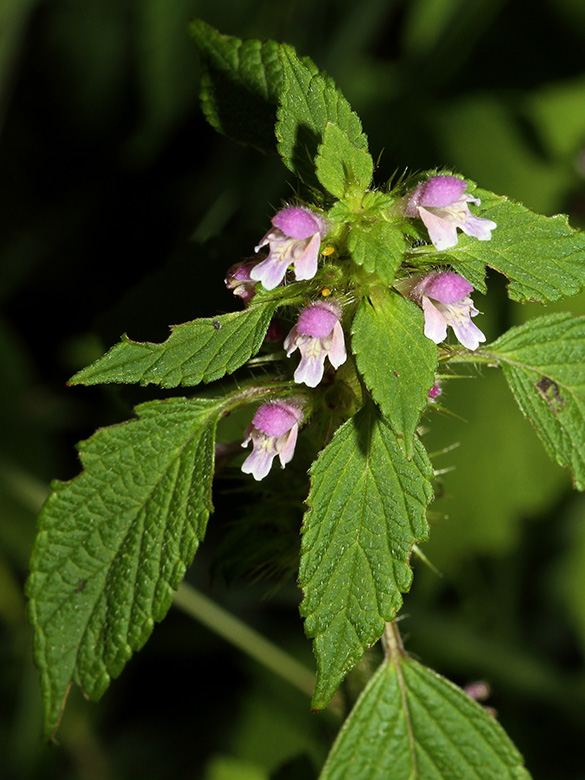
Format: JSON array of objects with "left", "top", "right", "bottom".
[
  {"left": 225, "top": 260, "right": 258, "bottom": 306},
  {"left": 241, "top": 400, "right": 303, "bottom": 481},
  {"left": 404, "top": 175, "right": 497, "bottom": 251},
  {"left": 428, "top": 381, "right": 442, "bottom": 400},
  {"left": 283, "top": 300, "right": 347, "bottom": 388},
  {"left": 409, "top": 271, "right": 486, "bottom": 350},
  {"left": 251, "top": 206, "right": 327, "bottom": 290}
]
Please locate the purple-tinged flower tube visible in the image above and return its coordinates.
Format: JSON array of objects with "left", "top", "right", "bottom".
[
  {"left": 410, "top": 271, "right": 486, "bottom": 350},
  {"left": 404, "top": 175, "right": 497, "bottom": 251},
  {"left": 241, "top": 400, "right": 303, "bottom": 481},
  {"left": 225, "top": 260, "right": 258, "bottom": 306},
  {"left": 251, "top": 206, "right": 327, "bottom": 290},
  {"left": 284, "top": 300, "right": 347, "bottom": 388}
]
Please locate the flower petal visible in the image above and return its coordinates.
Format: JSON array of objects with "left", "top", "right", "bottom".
[
  {"left": 294, "top": 337, "right": 328, "bottom": 387},
  {"left": 241, "top": 433, "right": 279, "bottom": 480},
  {"left": 418, "top": 207, "right": 460, "bottom": 251},
  {"left": 277, "top": 425, "right": 299, "bottom": 467},
  {"left": 297, "top": 300, "right": 340, "bottom": 338},
  {"left": 252, "top": 401, "right": 302, "bottom": 437},
  {"left": 291, "top": 233, "right": 321, "bottom": 281},
  {"left": 272, "top": 206, "right": 324, "bottom": 240},
  {"left": 449, "top": 311, "right": 486, "bottom": 350},
  {"left": 250, "top": 252, "right": 289, "bottom": 290},
  {"left": 458, "top": 212, "right": 498, "bottom": 242},
  {"left": 421, "top": 297, "right": 448, "bottom": 344},
  {"left": 324, "top": 321, "right": 347, "bottom": 369},
  {"left": 418, "top": 176, "right": 468, "bottom": 208},
  {"left": 421, "top": 271, "right": 473, "bottom": 305}
]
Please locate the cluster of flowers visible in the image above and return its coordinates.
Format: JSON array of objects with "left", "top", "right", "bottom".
[{"left": 225, "top": 175, "right": 497, "bottom": 480}]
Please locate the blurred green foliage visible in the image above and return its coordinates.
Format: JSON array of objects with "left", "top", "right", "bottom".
[{"left": 3, "top": 0, "right": 585, "bottom": 777}]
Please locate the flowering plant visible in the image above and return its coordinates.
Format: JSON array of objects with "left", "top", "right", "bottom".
[{"left": 25, "top": 20, "right": 585, "bottom": 779}]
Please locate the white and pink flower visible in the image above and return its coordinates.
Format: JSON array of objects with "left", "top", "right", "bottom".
[
  {"left": 404, "top": 175, "right": 496, "bottom": 251},
  {"left": 408, "top": 271, "right": 486, "bottom": 351},
  {"left": 241, "top": 400, "right": 303, "bottom": 481},
  {"left": 284, "top": 300, "right": 347, "bottom": 388},
  {"left": 251, "top": 206, "right": 327, "bottom": 290},
  {"left": 225, "top": 260, "right": 258, "bottom": 305}
]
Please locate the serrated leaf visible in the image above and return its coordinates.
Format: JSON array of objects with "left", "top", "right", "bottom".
[
  {"left": 319, "top": 652, "right": 531, "bottom": 780},
  {"left": 424, "top": 186, "right": 585, "bottom": 302},
  {"left": 26, "top": 396, "right": 223, "bottom": 738},
  {"left": 486, "top": 312, "right": 585, "bottom": 489},
  {"left": 189, "top": 19, "right": 283, "bottom": 152},
  {"left": 351, "top": 289, "right": 438, "bottom": 456},
  {"left": 299, "top": 404, "right": 433, "bottom": 709},
  {"left": 276, "top": 44, "right": 368, "bottom": 187},
  {"left": 69, "top": 301, "right": 279, "bottom": 388},
  {"left": 347, "top": 219, "right": 406, "bottom": 285},
  {"left": 315, "top": 121, "right": 373, "bottom": 199}
]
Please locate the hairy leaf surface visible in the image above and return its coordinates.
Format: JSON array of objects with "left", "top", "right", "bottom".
[
  {"left": 69, "top": 302, "right": 279, "bottom": 388},
  {"left": 320, "top": 652, "right": 531, "bottom": 779},
  {"left": 315, "top": 121, "right": 373, "bottom": 199},
  {"left": 351, "top": 289, "right": 438, "bottom": 456},
  {"left": 276, "top": 44, "right": 368, "bottom": 187},
  {"left": 486, "top": 312, "right": 585, "bottom": 489},
  {"left": 347, "top": 219, "right": 406, "bottom": 285},
  {"left": 27, "top": 397, "right": 223, "bottom": 738},
  {"left": 299, "top": 404, "right": 433, "bottom": 708}
]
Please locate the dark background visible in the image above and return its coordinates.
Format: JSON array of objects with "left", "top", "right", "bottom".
[{"left": 3, "top": 0, "right": 585, "bottom": 777}]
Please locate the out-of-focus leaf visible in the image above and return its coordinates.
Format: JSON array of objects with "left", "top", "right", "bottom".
[
  {"left": 0, "top": 0, "right": 41, "bottom": 129},
  {"left": 190, "top": 19, "right": 283, "bottom": 153}
]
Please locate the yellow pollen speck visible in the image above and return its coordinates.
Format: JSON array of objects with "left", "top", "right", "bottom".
[{"left": 321, "top": 246, "right": 335, "bottom": 256}]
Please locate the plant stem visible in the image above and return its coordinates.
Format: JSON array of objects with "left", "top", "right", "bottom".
[
  {"left": 382, "top": 620, "right": 405, "bottom": 663},
  {"left": 173, "top": 582, "right": 318, "bottom": 702}
]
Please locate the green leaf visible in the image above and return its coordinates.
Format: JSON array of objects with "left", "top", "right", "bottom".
[
  {"left": 315, "top": 121, "right": 373, "bottom": 199},
  {"left": 486, "top": 312, "right": 585, "bottom": 490},
  {"left": 319, "top": 649, "right": 531, "bottom": 780},
  {"left": 351, "top": 289, "right": 438, "bottom": 456},
  {"left": 424, "top": 186, "right": 585, "bottom": 302},
  {"left": 347, "top": 219, "right": 406, "bottom": 285},
  {"left": 189, "top": 19, "right": 283, "bottom": 152},
  {"left": 69, "top": 301, "right": 279, "bottom": 388},
  {"left": 276, "top": 44, "right": 368, "bottom": 187},
  {"left": 299, "top": 404, "right": 433, "bottom": 709},
  {"left": 26, "top": 396, "right": 223, "bottom": 738}
]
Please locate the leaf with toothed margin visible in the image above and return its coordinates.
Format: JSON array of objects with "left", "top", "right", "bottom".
[
  {"left": 319, "top": 652, "right": 532, "bottom": 779},
  {"left": 276, "top": 43, "right": 368, "bottom": 188},
  {"left": 189, "top": 19, "right": 283, "bottom": 153},
  {"left": 26, "top": 396, "right": 224, "bottom": 739},
  {"left": 411, "top": 182, "right": 585, "bottom": 303},
  {"left": 486, "top": 312, "right": 585, "bottom": 490},
  {"left": 299, "top": 403, "right": 433, "bottom": 709},
  {"left": 351, "top": 288, "right": 438, "bottom": 457},
  {"left": 69, "top": 301, "right": 280, "bottom": 388}
]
